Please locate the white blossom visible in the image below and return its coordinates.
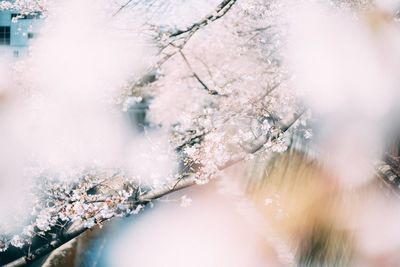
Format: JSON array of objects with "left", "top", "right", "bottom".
[
  {"left": 180, "top": 195, "right": 192, "bottom": 208},
  {"left": 10, "top": 235, "right": 24, "bottom": 248}
]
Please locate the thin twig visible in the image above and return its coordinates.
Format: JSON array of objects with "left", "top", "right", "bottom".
[
  {"left": 179, "top": 51, "right": 220, "bottom": 95},
  {"left": 112, "top": 0, "right": 134, "bottom": 17}
]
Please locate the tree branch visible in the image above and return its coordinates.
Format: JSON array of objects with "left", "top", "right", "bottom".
[
  {"left": 3, "top": 108, "right": 305, "bottom": 266},
  {"left": 154, "top": 0, "right": 238, "bottom": 69},
  {"left": 179, "top": 51, "right": 221, "bottom": 95},
  {"left": 168, "top": 0, "right": 237, "bottom": 38}
]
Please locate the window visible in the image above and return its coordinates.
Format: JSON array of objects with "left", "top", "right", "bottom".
[
  {"left": 0, "top": 26, "right": 10, "bottom": 45},
  {"left": 27, "top": 32, "right": 34, "bottom": 39}
]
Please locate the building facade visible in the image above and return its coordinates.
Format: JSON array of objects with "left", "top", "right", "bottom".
[{"left": 0, "top": 11, "right": 41, "bottom": 58}]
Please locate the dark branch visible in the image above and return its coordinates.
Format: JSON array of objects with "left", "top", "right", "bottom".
[
  {"left": 169, "top": 0, "right": 237, "bottom": 38},
  {"left": 179, "top": 51, "right": 221, "bottom": 95}
]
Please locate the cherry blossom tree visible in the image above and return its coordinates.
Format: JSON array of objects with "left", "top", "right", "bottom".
[{"left": 0, "top": 0, "right": 399, "bottom": 266}]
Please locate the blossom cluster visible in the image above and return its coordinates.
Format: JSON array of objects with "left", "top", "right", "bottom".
[
  {"left": 0, "top": 0, "right": 328, "bottom": 258},
  {"left": 0, "top": 169, "right": 140, "bottom": 252},
  {"left": 0, "top": 0, "right": 49, "bottom": 15}
]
